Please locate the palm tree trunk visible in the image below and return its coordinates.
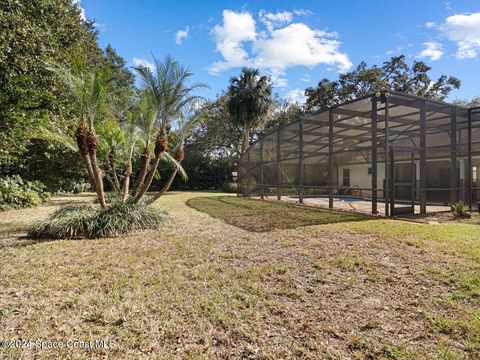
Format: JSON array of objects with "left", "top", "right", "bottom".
[
  {"left": 147, "top": 167, "right": 178, "bottom": 205},
  {"left": 243, "top": 127, "right": 250, "bottom": 153},
  {"left": 90, "top": 153, "right": 106, "bottom": 207},
  {"left": 132, "top": 152, "right": 163, "bottom": 204},
  {"left": 109, "top": 151, "right": 121, "bottom": 191},
  {"left": 132, "top": 148, "right": 150, "bottom": 195},
  {"left": 76, "top": 124, "right": 97, "bottom": 192},
  {"left": 123, "top": 163, "right": 132, "bottom": 201},
  {"left": 86, "top": 130, "right": 106, "bottom": 207},
  {"left": 133, "top": 133, "right": 168, "bottom": 204},
  {"left": 81, "top": 154, "right": 97, "bottom": 191}
]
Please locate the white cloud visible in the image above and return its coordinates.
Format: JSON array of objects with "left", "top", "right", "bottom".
[
  {"left": 300, "top": 74, "right": 311, "bottom": 82},
  {"left": 417, "top": 41, "right": 444, "bottom": 61},
  {"left": 441, "top": 12, "right": 480, "bottom": 59},
  {"left": 259, "top": 10, "right": 293, "bottom": 31},
  {"left": 293, "top": 9, "right": 313, "bottom": 17},
  {"left": 285, "top": 88, "right": 306, "bottom": 104},
  {"left": 132, "top": 57, "right": 155, "bottom": 72},
  {"left": 209, "top": 9, "right": 352, "bottom": 87},
  {"left": 210, "top": 10, "right": 257, "bottom": 73},
  {"left": 72, "top": 0, "right": 86, "bottom": 21},
  {"left": 175, "top": 26, "right": 190, "bottom": 45},
  {"left": 253, "top": 23, "right": 352, "bottom": 71},
  {"left": 269, "top": 69, "right": 288, "bottom": 87},
  {"left": 425, "top": 22, "right": 435, "bottom": 29}
]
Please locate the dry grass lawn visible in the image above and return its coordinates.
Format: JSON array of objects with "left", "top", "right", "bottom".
[{"left": 0, "top": 192, "right": 479, "bottom": 359}]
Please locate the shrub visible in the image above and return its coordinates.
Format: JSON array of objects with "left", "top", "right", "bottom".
[
  {"left": 0, "top": 175, "right": 50, "bottom": 211},
  {"left": 452, "top": 201, "right": 471, "bottom": 219},
  {"left": 29, "top": 204, "right": 96, "bottom": 238},
  {"left": 29, "top": 201, "right": 168, "bottom": 239},
  {"left": 71, "top": 181, "right": 91, "bottom": 194},
  {"left": 221, "top": 182, "right": 238, "bottom": 193}
]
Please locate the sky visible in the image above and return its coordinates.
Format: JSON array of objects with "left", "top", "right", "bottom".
[{"left": 79, "top": 0, "right": 480, "bottom": 103}]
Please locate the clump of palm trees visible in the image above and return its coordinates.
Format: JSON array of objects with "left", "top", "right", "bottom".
[
  {"left": 30, "top": 55, "right": 205, "bottom": 239},
  {"left": 44, "top": 55, "right": 205, "bottom": 209}
]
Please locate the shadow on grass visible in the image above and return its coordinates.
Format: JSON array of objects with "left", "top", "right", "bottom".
[{"left": 187, "top": 196, "right": 372, "bottom": 232}]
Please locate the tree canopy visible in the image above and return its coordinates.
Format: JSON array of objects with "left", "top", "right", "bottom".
[
  {"left": 0, "top": 0, "right": 104, "bottom": 164},
  {"left": 305, "top": 55, "right": 461, "bottom": 111},
  {"left": 227, "top": 68, "right": 273, "bottom": 152}
]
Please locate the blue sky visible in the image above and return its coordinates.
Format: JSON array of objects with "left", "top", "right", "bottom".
[{"left": 80, "top": 0, "right": 480, "bottom": 102}]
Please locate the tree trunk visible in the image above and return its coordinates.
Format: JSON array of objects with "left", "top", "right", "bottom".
[
  {"left": 123, "top": 163, "right": 132, "bottom": 201},
  {"left": 132, "top": 148, "right": 151, "bottom": 195},
  {"left": 90, "top": 152, "right": 106, "bottom": 207},
  {"left": 109, "top": 150, "right": 121, "bottom": 191},
  {"left": 133, "top": 133, "right": 168, "bottom": 204},
  {"left": 147, "top": 167, "right": 178, "bottom": 205},
  {"left": 81, "top": 153, "right": 96, "bottom": 191},
  {"left": 86, "top": 130, "right": 106, "bottom": 207},
  {"left": 76, "top": 124, "right": 96, "bottom": 192},
  {"left": 243, "top": 127, "right": 250, "bottom": 153},
  {"left": 132, "top": 152, "right": 163, "bottom": 204}
]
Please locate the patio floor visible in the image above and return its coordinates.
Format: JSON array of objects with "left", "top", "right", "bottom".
[{"left": 258, "top": 195, "right": 451, "bottom": 216}]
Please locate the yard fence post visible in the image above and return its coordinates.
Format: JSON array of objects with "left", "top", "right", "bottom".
[
  {"left": 371, "top": 94, "right": 378, "bottom": 214},
  {"left": 328, "top": 109, "right": 334, "bottom": 209},
  {"left": 384, "top": 93, "right": 390, "bottom": 217},
  {"left": 260, "top": 141, "right": 264, "bottom": 200},
  {"left": 419, "top": 100, "right": 427, "bottom": 214},
  {"left": 467, "top": 108, "right": 473, "bottom": 210},
  {"left": 298, "top": 118, "right": 304, "bottom": 204},
  {"left": 277, "top": 129, "right": 281, "bottom": 201},
  {"left": 450, "top": 106, "right": 457, "bottom": 207}
]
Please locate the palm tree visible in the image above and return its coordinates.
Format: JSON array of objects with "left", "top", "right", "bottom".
[
  {"left": 96, "top": 119, "right": 126, "bottom": 192},
  {"left": 227, "top": 68, "right": 272, "bottom": 153},
  {"left": 132, "top": 55, "right": 206, "bottom": 204},
  {"left": 46, "top": 62, "right": 111, "bottom": 207},
  {"left": 147, "top": 104, "right": 200, "bottom": 204},
  {"left": 131, "top": 91, "right": 158, "bottom": 196}
]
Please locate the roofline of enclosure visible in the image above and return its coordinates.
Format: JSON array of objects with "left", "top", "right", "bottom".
[{"left": 241, "top": 91, "right": 471, "bottom": 159}]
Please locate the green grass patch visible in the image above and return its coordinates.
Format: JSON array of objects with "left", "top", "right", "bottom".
[
  {"left": 187, "top": 196, "right": 368, "bottom": 232},
  {"left": 426, "top": 311, "right": 480, "bottom": 351}
]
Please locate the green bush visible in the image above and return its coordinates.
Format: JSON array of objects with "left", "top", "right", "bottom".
[
  {"left": 0, "top": 175, "right": 50, "bottom": 211},
  {"left": 29, "top": 201, "right": 168, "bottom": 239},
  {"left": 221, "top": 182, "right": 238, "bottom": 193},
  {"left": 452, "top": 201, "right": 471, "bottom": 219}
]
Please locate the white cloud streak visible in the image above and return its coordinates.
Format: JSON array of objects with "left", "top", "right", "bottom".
[
  {"left": 417, "top": 41, "right": 444, "bottom": 61},
  {"left": 132, "top": 57, "right": 155, "bottom": 72},
  {"left": 259, "top": 10, "right": 293, "bottom": 31},
  {"left": 175, "top": 26, "right": 190, "bottom": 45}
]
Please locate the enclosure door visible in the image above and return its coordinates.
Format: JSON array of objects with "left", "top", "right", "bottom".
[{"left": 390, "top": 149, "right": 416, "bottom": 216}]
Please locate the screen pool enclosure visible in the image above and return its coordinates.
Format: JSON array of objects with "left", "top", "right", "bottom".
[{"left": 237, "top": 91, "right": 480, "bottom": 216}]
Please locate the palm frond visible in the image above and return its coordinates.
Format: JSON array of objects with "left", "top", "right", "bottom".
[{"left": 161, "top": 152, "right": 188, "bottom": 181}]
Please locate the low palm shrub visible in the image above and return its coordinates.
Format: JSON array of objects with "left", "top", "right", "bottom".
[
  {"left": 0, "top": 175, "right": 50, "bottom": 211},
  {"left": 221, "top": 182, "right": 238, "bottom": 193},
  {"left": 452, "top": 201, "right": 471, "bottom": 219},
  {"left": 29, "top": 201, "right": 168, "bottom": 239}
]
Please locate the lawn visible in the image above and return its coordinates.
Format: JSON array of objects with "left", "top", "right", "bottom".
[{"left": 1, "top": 192, "right": 479, "bottom": 359}]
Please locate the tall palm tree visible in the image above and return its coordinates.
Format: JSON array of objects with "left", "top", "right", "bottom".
[
  {"left": 46, "top": 62, "right": 111, "bottom": 207},
  {"left": 132, "top": 55, "right": 206, "bottom": 204},
  {"left": 131, "top": 91, "right": 158, "bottom": 196},
  {"left": 147, "top": 104, "right": 201, "bottom": 204},
  {"left": 227, "top": 68, "right": 272, "bottom": 153}
]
